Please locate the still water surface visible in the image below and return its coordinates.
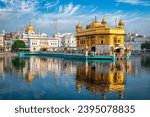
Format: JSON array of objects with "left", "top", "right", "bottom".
[{"left": 0, "top": 55, "right": 150, "bottom": 100}]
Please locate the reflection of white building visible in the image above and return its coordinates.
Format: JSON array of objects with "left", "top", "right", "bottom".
[
  {"left": 54, "top": 33, "right": 76, "bottom": 48},
  {"left": 0, "top": 57, "right": 4, "bottom": 73},
  {"left": 27, "top": 58, "right": 77, "bottom": 79},
  {"left": 28, "top": 58, "right": 62, "bottom": 78}
]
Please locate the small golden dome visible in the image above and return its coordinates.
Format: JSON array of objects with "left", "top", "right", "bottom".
[
  {"left": 101, "top": 18, "right": 107, "bottom": 25},
  {"left": 76, "top": 23, "right": 82, "bottom": 29},
  {"left": 27, "top": 73, "right": 34, "bottom": 82},
  {"left": 118, "top": 19, "right": 124, "bottom": 26},
  {"left": 25, "top": 23, "right": 35, "bottom": 34},
  {"left": 86, "top": 22, "right": 101, "bottom": 29}
]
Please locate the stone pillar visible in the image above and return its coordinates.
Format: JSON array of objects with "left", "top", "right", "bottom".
[{"left": 85, "top": 51, "right": 88, "bottom": 56}]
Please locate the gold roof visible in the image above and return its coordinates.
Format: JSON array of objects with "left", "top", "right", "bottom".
[
  {"left": 101, "top": 18, "right": 107, "bottom": 25},
  {"left": 86, "top": 16, "right": 102, "bottom": 29},
  {"left": 25, "top": 23, "right": 35, "bottom": 33},
  {"left": 86, "top": 16, "right": 108, "bottom": 29}
]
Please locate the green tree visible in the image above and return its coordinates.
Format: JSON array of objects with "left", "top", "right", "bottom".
[
  {"left": 141, "top": 42, "right": 150, "bottom": 50},
  {"left": 11, "top": 40, "right": 26, "bottom": 52},
  {"left": 12, "top": 58, "right": 25, "bottom": 70}
]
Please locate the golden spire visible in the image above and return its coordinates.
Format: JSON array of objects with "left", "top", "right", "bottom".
[
  {"left": 118, "top": 18, "right": 124, "bottom": 27},
  {"left": 95, "top": 16, "right": 98, "bottom": 22},
  {"left": 115, "top": 17, "right": 117, "bottom": 27},
  {"left": 76, "top": 22, "right": 82, "bottom": 31},
  {"left": 76, "top": 23, "right": 82, "bottom": 28}
]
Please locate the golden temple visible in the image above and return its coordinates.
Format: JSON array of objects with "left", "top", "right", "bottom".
[{"left": 76, "top": 16, "right": 129, "bottom": 56}]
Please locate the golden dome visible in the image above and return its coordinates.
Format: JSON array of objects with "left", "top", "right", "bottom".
[
  {"left": 101, "top": 18, "right": 107, "bottom": 25},
  {"left": 118, "top": 19, "right": 124, "bottom": 26},
  {"left": 25, "top": 23, "right": 35, "bottom": 34},
  {"left": 86, "top": 16, "right": 102, "bottom": 29},
  {"left": 27, "top": 73, "right": 34, "bottom": 82},
  {"left": 76, "top": 23, "right": 82, "bottom": 29}
]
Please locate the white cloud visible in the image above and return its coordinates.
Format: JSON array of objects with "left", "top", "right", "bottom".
[
  {"left": 43, "top": 0, "right": 60, "bottom": 10},
  {"left": 0, "top": 1, "right": 149, "bottom": 36},
  {"left": 90, "top": 7, "right": 97, "bottom": 13},
  {"left": 0, "top": 0, "right": 60, "bottom": 13},
  {"left": 116, "top": 0, "right": 140, "bottom": 4},
  {"left": 0, "top": 0, "right": 38, "bottom": 13},
  {"left": 68, "top": 5, "right": 80, "bottom": 15},
  {"left": 58, "top": 5, "right": 63, "bottom": 13},
  {"left": 31, "top": 9, "right": 150, "bottom": 36},
  {"left": 63, "top": 3, "right": 80, "bottom": 15},
  {"left": 115, "top": 0, "right": 150, "bottom": 6}
]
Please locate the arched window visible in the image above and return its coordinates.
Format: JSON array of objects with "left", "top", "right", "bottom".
[{"left": 113, "top": 36, "right": 117, "bottom": 43}]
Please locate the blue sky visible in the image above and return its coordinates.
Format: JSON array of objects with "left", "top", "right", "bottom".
[{"left": 0, "top": 0, "right": 150, "bottom": 36}]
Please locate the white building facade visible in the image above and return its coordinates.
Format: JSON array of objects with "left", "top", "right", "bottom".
[
  {"left": 0, "top": 33, "right": 4, "bottom": 52},
  {"left": 125, "top": 32, "right": 150, "bottom": 51},
  {"left": 12, "top": 23, "right": 59, "bottom": 52},
  {"left": 54, "top": 33, "right": 76, "bottom": 48},
  {"left": 4, "top": 32, "right": 17, "bottom": 51},
  {"left": 1, "top": 24, "right": 77, "bottom": 52}
]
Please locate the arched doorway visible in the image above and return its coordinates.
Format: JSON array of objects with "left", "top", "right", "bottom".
[
  {"left": 40, "top": 48, "right": 48, "bottom": 52},
  {"left": 116, "top": 48, "right": 124, "bottom": 54},
  {"left": 116, "top": 48, "right": 121, "bottom": 53},
  {"left": 91, "top": 46, "right": 96, "bottom": 52}
]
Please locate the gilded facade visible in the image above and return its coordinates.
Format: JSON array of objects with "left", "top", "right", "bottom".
[{"left": 76, "top": 16, "right": 127, "bottom": 55}]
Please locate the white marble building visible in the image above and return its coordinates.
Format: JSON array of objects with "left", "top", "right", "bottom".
[
  {"left": 125, "top": 33, "right": 150, "bottom": 51},
  {"left": 12, "top": 23, "right": 59, "bottom": 52},
  {"left": 54, "top": 33, "right": 76, "bottom": 48},
  {"left": 0, "top": 31, "right": 5, "bottom": 52}
]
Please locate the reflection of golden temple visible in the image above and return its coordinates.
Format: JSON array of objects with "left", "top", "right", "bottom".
[
  {"left": 26, "top": 72, "right": 34, "bottom": 84},
  {"left": 76, "top": 61, "right": 132, "bottom": 99},
  {"left": 7, "top": 56, "right": 133, "bottom": 96},
  {"left": 28, "top": 73, "right": 34, "bottom": 81}
]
